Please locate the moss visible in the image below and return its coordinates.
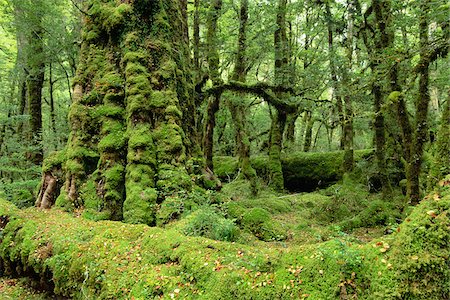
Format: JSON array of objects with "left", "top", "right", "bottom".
[
  {"left": 42, "top": 150, "right": 66, "bottom": 173},
  {"left": 98, "top": 131, "right": 126, "bottom": 152},
  {"left": 88, "top": 2, "right": 132, "bottom": 33},
  {"left": 388, "top": 189, "right": 450, "bottom": 299},
  {"left": 165, "top": 105, "right": 182, "bottom": 119},
  {"left": 153, "top": 124, "right": 184, "bottom": 158},
  {"left": 213, "top": 156, "right": 238, "bottom": 180},
  {"left": 0, "top": 187, "right": 448, "bottom": 299},
  {"left": 126, "top": 164, "right": 155, "bottom": 184},
  {"left": 150, "top": 90, "right": 177, "bottom": 109},
  {"left": 92, "top": 105, "right": 124, "bottom": 120},
  {"left": 241, "top": 208, "right": 287, "bottom": 241},
  {"left": 121, "top": 50, "right": 147, "bottom": 64},
  {"left": 127, "top": 124, "right": 153, "bottom": 149},
  {"left": 123, "top": 184, "right": 157, "bottom": 225},
  {"left": 156, "top": 195, "right": 185, "bottom": 226},
  {"left": 54, "top": 188, "right": 71, "bottom": 210},
  {"left": 156, "top": 167, "right": 192, "bottom": 195}
]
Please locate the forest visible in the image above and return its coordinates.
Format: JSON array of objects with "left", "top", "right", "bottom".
[{"left": 0, "top": 0, "right": 449, "bottom": 299}]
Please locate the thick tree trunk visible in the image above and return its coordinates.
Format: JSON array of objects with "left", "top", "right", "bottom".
[{"left": 37, "top": 0, "right": 203, "bottom": 225}]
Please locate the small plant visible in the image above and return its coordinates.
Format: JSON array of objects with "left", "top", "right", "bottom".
[{"left": 183, "top": 207, "right": 239, "bottom": 242}]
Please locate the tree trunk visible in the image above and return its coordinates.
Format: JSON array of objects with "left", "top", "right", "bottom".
[
  {"left": 228, "top": 0, "right": 257, "bottom": 195},
  {"left": 325, "top": 1, "right": 344, "bottom": 151},
  {"left": 342, "top": 0, "right": 355, "bottom": 173},
  {"left": 303, "top": 111, "right": 314, "bottom": 152},
  {"left": 408, "top": 1, "right": 430, "bottom": 204},
  {"left": 27, "top": 25, "right": 45, "bottom": 165},
  {"left": 49, "top": 62, "right": 57, "bottom": 142},
  {"left": 37, "top": 0, "right": 204, "bottom": 225},
  {"left": 203, "top": 0, "right": 223, "bottom": 172},
  {"left": 269, "top": 0, "right": 290, "bottom": 192}
]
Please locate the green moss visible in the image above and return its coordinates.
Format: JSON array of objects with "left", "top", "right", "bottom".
[
  {"left": 42, "top": 150, "right": 66, "bottom": 172},
  {"left": 103, "top": 163, "right": 125, "bottom": 190},
  {"left": 54, "top": 188, "right": 71, "bottom": 210},
  {"left": 156, "top": 167, "right": 192, "bottom": 195},
  {"left": 165, "top": 105, "right": 182, "bottom": 119},
  {"left": 92, "top": 105, "right": 124, "bottom": 120},
  {"left": 153, "top": 124, "right": 184, "bottom": 158},
  {"left": 150, "top": 90, "right": 177, "bottom": 109},
  {"left": 122, "top": 50, "right": 147, "bottom": 64},
  {"left": 127, "top": 124, "right": 153, "bottom": 149},
  {"left": 89, "top": 2, "right": 132, "bottom": 33},
  {"left": 389, "top": 190, "right": 450, "bottom": 299},
  {"left": 126, "top": 164, "right": 155, "bottom": 184},
  {"left": 213, "top": 156, "right": 238, "bottom": 179},
  {"left": 123, "top": 184, "right": 157, "bottom": 225},
  {"left": 242, "top": 208, "right": 287, "bottom": 241},
  {"left": 98, "top": 131, "right": 126, "bottom": 152},
  {"left": 156, "top": 196, "right": 185, "bottom": 226},
  {"left": 0, "top": 185, "right": 448, "bottom": 299}
]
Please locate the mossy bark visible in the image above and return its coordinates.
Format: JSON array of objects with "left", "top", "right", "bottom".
[
  {"left": 37, "top": 1, "right": 199, "bottom": 225},
  {"left": 228, "top": 0, "right": 257, "bottom": 195},
  {"left": 203, "top": 0, "right": 223, "bottom": 172},
  {"left": 268, "top": 0, "right": 290, "bottom": 192}
]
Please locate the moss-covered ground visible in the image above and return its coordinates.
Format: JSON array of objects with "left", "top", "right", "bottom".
[{"left": 0, "top": 175, "right": 449, "bottom": 299}]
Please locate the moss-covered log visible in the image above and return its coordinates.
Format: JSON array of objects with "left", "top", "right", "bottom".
[
  {"left": 214, "top": 150, "right": 375, "bottom": 192},
  {"left": 2, "top": 181, "right": 450, "bottom": 299},
  {"left": 36, "top": 1, "right": 210, "bottom": 224}
]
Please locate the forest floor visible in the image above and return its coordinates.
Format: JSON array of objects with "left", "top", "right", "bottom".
[{"left": 0, "top": 176, "right": 448, "bottom": 299}]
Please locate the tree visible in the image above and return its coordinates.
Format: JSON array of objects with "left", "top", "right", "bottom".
[{"left": 37, "top": 0, "right": 209, "bottom": 224}]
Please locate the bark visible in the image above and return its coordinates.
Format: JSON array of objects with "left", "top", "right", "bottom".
[
  {"left": 27, "top": 25, "right": 45, "bottom": 165},
  {"left": 269, "top": 0, "right": 290, "bottom": 191},
  {"left": 342, "top": 0, "right": 355, "bottom": 173},
  {"left": 408, "top": 2, "right": 430, "bottom": 204},
  {"left": 303, "top": 111, "right": 314, "bottom": 152},
  {"left": 325, "top": 2, "right": 344, "bottom": 150},
  {"left": 229, "top": 0, "right": 257, "bottom": 195},
  {"left": 49, "top": 62, "right": 57, "bottom": 139},
  {"left": 193, "top": 0, "right": 200, "bottom": 71},
  {"left": 358, "top": 0, "right": 393, "bottom": 194},
  {"left": 203, "top": 0, "right": 223, "bottom": 172}
]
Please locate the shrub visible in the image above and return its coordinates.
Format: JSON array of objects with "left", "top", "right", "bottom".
[{"left": 183, "top": 208, "right": 239, "bottom": 242}]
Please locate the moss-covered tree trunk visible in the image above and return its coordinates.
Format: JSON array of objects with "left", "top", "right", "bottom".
[
  {"left": 358, "top": 0, "right": 393, "bottom": 194},
  {"left": 269, "top": 0, "right": 290, "bottom": 192},
  {"left": 203, "top": 0, "right": 223, "bottom": 173},
  {"left": 228, "top": 0, "right": 257, "bottom": 195},
  {"left": 407, "top": 1, "right": 431, "bottom": 205},
  {"left": 37, "top": 0, "right": 203, "bottom": 224},
  {"left": 342, "top": 0, "right": 355, "bottom": 173}
]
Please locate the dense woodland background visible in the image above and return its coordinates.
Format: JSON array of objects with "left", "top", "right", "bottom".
[{"left": 0, "top": 0, "right": 449, "bottom": 299}]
